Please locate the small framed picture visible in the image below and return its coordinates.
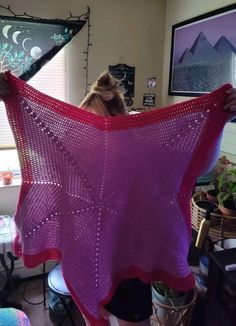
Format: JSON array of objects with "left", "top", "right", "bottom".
[
  {"left": 143, "top": 94, "right": 156, "bottom": 107},
  {"left": 147, "top": 77, "right": 156, "bottom": 88}
]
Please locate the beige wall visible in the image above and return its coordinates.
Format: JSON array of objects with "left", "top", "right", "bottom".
[
  {"left": 0, "top": 0, "right": 166, "bottom": 108},
  {"left": 1, "top": 0, "right": 236, "bottom": 215},
  {"left": 0, "top": 0, "right": 166, "bottom": 214}
]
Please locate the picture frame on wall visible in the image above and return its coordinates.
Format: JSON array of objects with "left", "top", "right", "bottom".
[
  {"left": 108, "top": 63, "right": 135, "bottom": 107},
  {"left": 168, "top": 3, "right": 236, "bottom": 97}
]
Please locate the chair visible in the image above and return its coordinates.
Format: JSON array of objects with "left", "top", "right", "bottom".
[
  {"left": 0, "top": 308, "right": 31, "bottom": 325},
  {"left": 0, "top": 215, "right": 21, "bottom": 309},
  {"left": 47, "top": 264, "right": 76, "bottom": 326}
]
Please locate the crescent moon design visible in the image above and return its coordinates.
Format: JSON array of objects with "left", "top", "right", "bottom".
[
  {"left": 22, "top": 38, "right": 32, "bottom": 51},
  {"left": 12, "top": 31, "right": 22, "bottom": 44},
  {"left": 118, "top": 72, "right": 127, "bottom": 82},
  {"left": 2, "top": 25, "right": 12, "bottom": 39}
]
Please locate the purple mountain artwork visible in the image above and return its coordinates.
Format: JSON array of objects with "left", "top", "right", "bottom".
[
  {"left": 0, "top": 16, "right": 86, "bottom": 81},
  {"left": 172, "top": 32, "right": 236, "bottom": 93}
]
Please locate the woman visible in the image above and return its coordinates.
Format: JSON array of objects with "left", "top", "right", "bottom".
[
  {"left": 80, "top": 72, "right": 153, "bottom": 326},
  {"left": 1, "top": 71, "right": 236, "bottom": 326},
  {"left": 79, "top": 72, "right": 127, "bottom": 117},
  {"left": 0, "top": 71, "right": 153, "bottom": 326}
]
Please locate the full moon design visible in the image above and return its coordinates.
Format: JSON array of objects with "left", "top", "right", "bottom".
[
  {"left": 2, "top": 25, "right": 12, "bottom": 38},
  {"left": 12, "top": 31, "right": 22, "bottom": 44},
  {"left": 30, "top": 46, "right": 43, "bottom": 59}
]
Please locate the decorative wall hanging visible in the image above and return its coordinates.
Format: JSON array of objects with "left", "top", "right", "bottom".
[
  {"left": 168, "top": 3, "right": 236, "bottom": 97},
  {"left": 109, "top": 63, "right": 135, "bottom": 107},
  {"left": 0, "top": 5, "right": 88, "bottom": 82},
  {"left": 143, "top": 93, "right": 156, "bottom": 107}
]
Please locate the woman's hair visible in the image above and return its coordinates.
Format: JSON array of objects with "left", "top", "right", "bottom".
[{"left": 80, "top": 72, "right": 126, "bottom": 116}]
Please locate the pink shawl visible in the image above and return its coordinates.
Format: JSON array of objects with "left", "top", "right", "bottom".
[{"left": 1, "top": 72, "right": 233, "bottom": 325}]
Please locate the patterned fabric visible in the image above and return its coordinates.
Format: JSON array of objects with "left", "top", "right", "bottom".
[
  {"left": 0, "top": 308, "right": 31, "bottom": 326},
  {"left": 1, "top": 73, "right": 233, "bottom": 325},
  {"left": 0, "top": 16, "right": 85, "bottom": 81}
]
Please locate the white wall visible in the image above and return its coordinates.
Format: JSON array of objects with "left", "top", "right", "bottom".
[
  {"left": 1, "top": 0, "right": 236, "bottom": 276},
  {"left": 0, "top": 0, "right": 166, "bottom": 276},
  {"left": 0, "top": 0, "right": 166, "bottom": 215},
  {"left": 1, "top": 0, "right": 236, "bottom": 215},
  {"left": 0, "top": 0, "right": 166, "bottom": 108},
  {"left": 1, "top": 0, "right": 236, "bottom": 211}
]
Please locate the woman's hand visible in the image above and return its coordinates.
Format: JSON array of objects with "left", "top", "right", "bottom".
[
  {"left": 0, "top": 72, "right": 10, "bottom": 96},
  {"left": 224, "top": 88, "right": 236, "bottom": 114}
]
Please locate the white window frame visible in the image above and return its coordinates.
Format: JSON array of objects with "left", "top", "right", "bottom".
[{"left": 0, "top": 49, "right": 67, "bottom": 176}]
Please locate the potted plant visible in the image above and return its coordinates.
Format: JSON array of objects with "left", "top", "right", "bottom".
[
  {"left": 0, "top": 171, "right": 14, "bottom": 185},
  {"left": 206, "top": 188, "right": 219, "bottom": 203},
  {"left": 152, "top": 281, "right": 189, "bottom": 324},
  {"left": 206, "top": 155, "right": 231, "bottom": 203},
  {"left": 217, "top": 167, "right": 236, "bottom": 216}
]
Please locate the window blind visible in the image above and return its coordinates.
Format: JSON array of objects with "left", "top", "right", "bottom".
[{"left": 0, "top": 49, "right": 67, "bottom": 148}]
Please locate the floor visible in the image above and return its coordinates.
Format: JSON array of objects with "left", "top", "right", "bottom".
[
  {"left": 6, "top": 277, "right": 86, "bottom": 326},
  {"left": 2, "top": 274, "right": 203, "bottom": 326}
]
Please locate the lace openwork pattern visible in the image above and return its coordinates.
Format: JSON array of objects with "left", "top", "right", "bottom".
[{"left": 2, "top": 72, "right": 232, "bottom": 325}]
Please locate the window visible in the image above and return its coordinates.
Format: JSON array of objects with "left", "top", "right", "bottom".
[{"left": 0, "top": 49, "right": 67, "bottom": 174}]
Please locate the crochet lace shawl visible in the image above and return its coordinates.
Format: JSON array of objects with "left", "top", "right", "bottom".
[{"left": 2, "top": 73, "right": 233, "bottom": 325}]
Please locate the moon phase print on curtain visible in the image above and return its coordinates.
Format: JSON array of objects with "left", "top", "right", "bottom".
[{"left": 0, "top": 16, "right": 86, "bottom": 81}]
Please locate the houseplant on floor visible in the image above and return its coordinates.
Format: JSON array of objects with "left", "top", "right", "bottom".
[{"left": 152, "top": 281, "right": 194, "bottom": 325}]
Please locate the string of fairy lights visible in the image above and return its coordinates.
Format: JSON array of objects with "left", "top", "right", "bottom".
[{"left": 0, "top": 4, "right": 91, "bottom": 96}]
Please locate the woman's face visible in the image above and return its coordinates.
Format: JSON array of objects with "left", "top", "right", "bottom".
[{"left": 101, "top": 91, "right": 114, "bottom": 101}]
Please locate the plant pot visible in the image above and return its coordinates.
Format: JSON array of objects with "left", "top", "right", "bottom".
[
  {"left": 0, "top": 171, "right": 14, "bottom": 185},
  {"left": 219, "top": 200, "right": 236, "bottom": 217},
  {"left": 152, "top": 286, "right": 188, "bottom": 325},
  {"left": 206, "top": 189, "right": 219, "bottom": 203},
  {"left": 195, "top": 200, "right": 218, "bottom": 211}
]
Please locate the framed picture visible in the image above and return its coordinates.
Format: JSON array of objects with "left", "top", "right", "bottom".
[
  {"left": 109, "top": 63, "right": 135, "bottom": 107},
  {"left": 143, "top": 94, "right": 156, "bottom": 107},
  {"left": 147, "top": 77, "right": 156, "bottom": 88},
  {"left": 109, "top": 64, "right": 135, "bottom": 97},
  {"left": 168, "top": 4, "right": 236, "bottom": 97}
]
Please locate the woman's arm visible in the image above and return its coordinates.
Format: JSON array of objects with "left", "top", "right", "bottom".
[
  {"left": 1, "top": 71, "right": 236, "bottom": 115},
  {"left": 224, "top": 88, "right": 236, "bottom": 114}
]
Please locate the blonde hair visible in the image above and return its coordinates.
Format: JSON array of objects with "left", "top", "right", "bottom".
[{"left": 80, "top": 72, "right": 126, "bottom": 116}]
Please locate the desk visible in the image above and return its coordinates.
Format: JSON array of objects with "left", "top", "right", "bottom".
[{"left": 207, "top": 248, "right": 236, "bottom": 326}]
